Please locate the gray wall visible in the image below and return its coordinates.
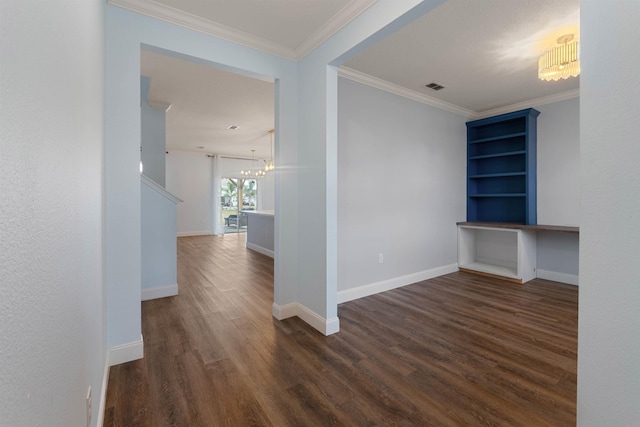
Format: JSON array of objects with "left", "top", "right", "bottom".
[
  {"left": 337, "top": 79, "right": 581, "bottom": 293},
  {"left": 535, "top": 97, "right": 580, "bottom": 282},
  {"left": 536, "top": 97, "right": 580, "bottom": 227},
  {"left": 337, "top": 77, "right": 467, "bottom": 295}
]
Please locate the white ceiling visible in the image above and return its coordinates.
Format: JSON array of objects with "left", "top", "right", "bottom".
[
  {"left": 132, "top": 0, "right": 580, "bottom": 157},
  {"left": 141, "top": 49, "right": 275, "bottom": 159},
  {"left": 343, "top": 0, "right": 580, "bottom": 114}
]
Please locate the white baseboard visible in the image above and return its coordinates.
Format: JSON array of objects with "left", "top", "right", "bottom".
[
  {"left": 272, "top": 302, "right": 340, "bottom": 336},
  {"left": 536, "top": 269, "right": 579, "bottom": 286},
  {"left": 141, "top": 284, "right": 178, "bottom": 301},
  {"left": 108, "top": 335, "right": 144, "bottom": 366},
  {"left": 337, "top": 263, "right": 459, "bottom": 304},
  {"left": 177, "top": 230, "right": 212, "bottom": 237},
  {"left": 272, "top": 302, "right": 298, "bottom": 320},
  {"left": 246, "top": 242, "right": 274, "bottom": 258},
  {"left": 97, "top": 351, "right": 110, "bottom": 427}
]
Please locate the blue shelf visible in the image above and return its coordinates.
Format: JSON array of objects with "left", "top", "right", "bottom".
[
  {"left": 469, "top": 150, "right": 526, "bottom": 160},
  {"left": 466, "top": 108, "right": 539, "bottom": 225},
  {"left": 468, "top": 131, "right": 527, "bottom": 144},
  {"left": 469, "top": 172, "right": 526, "bottom": 179},
  {"left": 469, "top": 193, "right": 526, "bottom": 198}
]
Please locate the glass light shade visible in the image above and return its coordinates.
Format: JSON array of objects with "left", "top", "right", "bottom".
[{"left": 538, "top": 35, "right": 580, "bottom": 81}]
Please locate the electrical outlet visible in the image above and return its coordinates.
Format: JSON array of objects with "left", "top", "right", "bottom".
[
  {"left": 378, "top": 253, "right": 384, "bottom": 264},
  {"left": 86, "top": 386, "right": 92, "bottom": 427}
]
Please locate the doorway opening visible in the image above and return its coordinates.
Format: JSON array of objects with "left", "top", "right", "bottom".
[{"left": 221, "top": 177, "right": 258, "bottom": 234}]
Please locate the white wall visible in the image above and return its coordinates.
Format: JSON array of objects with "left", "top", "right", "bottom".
[
  {"left": 166, "top": 151, "right": 275, "bottom": 235},
  {"left": 166, "top": 151, "right": 213, "bottom": 235},
  {"left": 337, "top": 77, "right": 466, "bottom": 297},
  {"left": 536, "top": 97, "right": 580, "bottom": 226},
  {"left": 578, "top": 1, "right": 640, "bottom": 424},
  {"left": 0, "top": 0, "right": 106, "bottom": 425}
]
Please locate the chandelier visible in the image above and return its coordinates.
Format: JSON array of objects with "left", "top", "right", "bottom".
[
  {"left": 538, "top": 34, "right": 580, "bottom": 81},
  {"left": 264, "top": 129, "right": 275, "bottom": 172},
  {"left": 241, "top": 150, "right": 265, "bottom": 178}
]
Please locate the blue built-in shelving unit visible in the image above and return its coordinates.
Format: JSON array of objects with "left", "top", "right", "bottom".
[{"left": 466, "top": 108, "right": 540, "bottom": 225}]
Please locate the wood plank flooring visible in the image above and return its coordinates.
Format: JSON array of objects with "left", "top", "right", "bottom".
[{"left": 105, "top": 234, "right": 578, "bottom": 426}]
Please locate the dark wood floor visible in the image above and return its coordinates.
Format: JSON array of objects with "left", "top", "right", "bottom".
[{"left": 105, "top": 234, "right": 578, "bottom": 426}]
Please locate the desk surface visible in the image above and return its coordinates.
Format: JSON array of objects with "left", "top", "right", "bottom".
[{"left": 457, "top": 222, "right": 579, "bottom": 233}]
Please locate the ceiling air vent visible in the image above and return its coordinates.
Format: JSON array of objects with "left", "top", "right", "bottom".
[{"left": 425, "top": 82, "right": 445, "bottom": 91}]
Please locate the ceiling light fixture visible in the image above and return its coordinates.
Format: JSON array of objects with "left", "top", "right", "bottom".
[
  {"left": 241, "top": 150, "right": 265, "bottom": 178},
  {"left": 538, "top": 34, "right": 580, "bottom": 81},
  {"left": 264, "top": 129, "right": 275, "bottom": 172}
]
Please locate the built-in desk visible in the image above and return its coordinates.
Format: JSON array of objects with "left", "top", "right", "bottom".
[
  {"left": 457, "top": 222, "right": 579, "bottom": 284},
  {"left": 246, "top": 210, "right": 274, "bottom": 258}
]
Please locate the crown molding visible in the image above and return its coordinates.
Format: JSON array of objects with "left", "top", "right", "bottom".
[
  {"left": 111, "top": 0, "right": 580, "bottom": 118},
  {"left": 108, "top": 0, "right": 297, "bottom": 60},
  {"left": 295, "top": 0, "right": 378, "bottom": 60},
  {"left": 109, "top": 0, "right": 378, "bottom": 62},
  {"left": 339, "top": 67, "right": 580, "bottom": 119},
  {"left": 474, "top": 89, "right": 580, "bottom": 119},
  {"left": 338, "top": 66, "right": 476, "bottom": 118}
]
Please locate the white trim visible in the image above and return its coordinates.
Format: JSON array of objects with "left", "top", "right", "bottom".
[
  {"left": 271, "top": 302, "right": 340, "bottom": 335},
  {"left": 109, "top": 0, "right": 377, "bottom": 62},
  {"left": 474, "top": 89, "right": 581, "bottom": 119},
  {"left": 177, "top": 230, "right": 212, "bottom": 237},
  {"left": 110, "top": 0, "right": 296, "bottom": 59},
  {"left": 338, "top": 67, "right": 476, "bottom": 118},
  {"left": 338, "top": 67, "right": 580, "bottom": 120},
  {"left": 536, "top": 269, "right": 579, "bottom": 286},
  {"left": 109, "top": 0, "right": 295, "bottom": 60},
  {"left": 272, "top": 302, "right": 298, "bottom": 320},
  {"left": 296, "top": 0, "right": 378, "bottom": 59},
  {"left": 337, "top": 263, "right": 459, "bottom": 304},
  {"left": 141, "top": 174, "right": 182, "bottom": 204},
  {"left": 141, "top": 284, "right": 178, "bottom": 301},
  {"left": 108, "top": 335, "right": 144, "bottom": 366},
  {"left": 296, "top": 303, "right": 340, "bottom": 336},
  {"left": 246, "top": 242, "right": 274, "bottom": 259},
  {"left": 96, "top": 351, "right": 110, "bottom": 427},
  {"left": 325, "top": 316, "right": 340, "bottom": 335}
]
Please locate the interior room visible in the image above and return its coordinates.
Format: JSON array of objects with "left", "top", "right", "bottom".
[{"left": 2, "top": 0, "right": 639, "bottom": 426}]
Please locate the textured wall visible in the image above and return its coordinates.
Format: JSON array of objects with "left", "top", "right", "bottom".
[{"left": 0, "top": 0, "right": 106, "bottom": 425}]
